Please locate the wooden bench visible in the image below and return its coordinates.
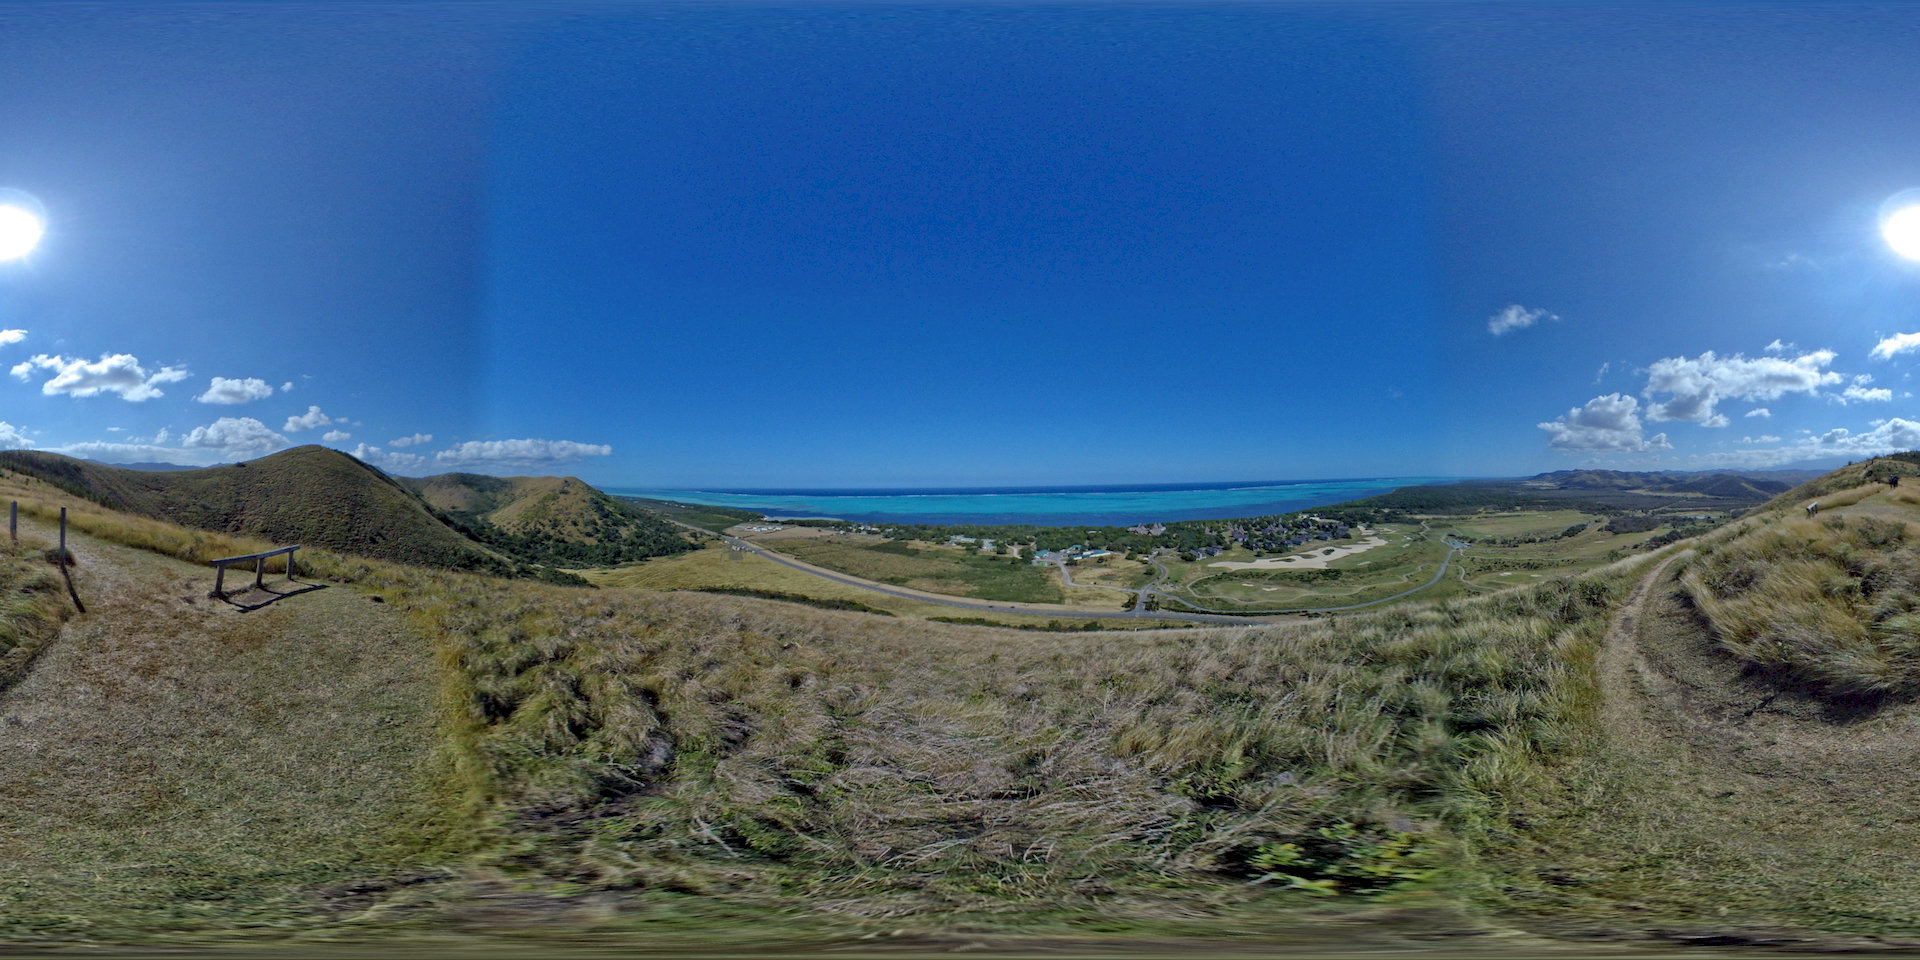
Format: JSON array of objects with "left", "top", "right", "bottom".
[{"left": 209, "top": 545, "right": 302, "bottom": 599}]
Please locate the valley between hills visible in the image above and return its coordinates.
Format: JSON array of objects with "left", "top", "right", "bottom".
[{"left": 3, "top": 444, "right": 1919, "bottom": 953}]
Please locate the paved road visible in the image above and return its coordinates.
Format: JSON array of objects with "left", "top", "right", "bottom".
[{"left": 664, "top": 518, "right": 1470, "bottom": 624}]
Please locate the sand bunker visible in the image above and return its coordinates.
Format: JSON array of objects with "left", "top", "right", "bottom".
[{"left": 1207, "top": 536, "right": 1389, "bottom": 571}]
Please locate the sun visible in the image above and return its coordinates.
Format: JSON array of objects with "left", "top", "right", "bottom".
[
  {"left": 1880, "top": 188, "right": 1920, "bottom": 263},
  {"left": 0, "top": 202, "right": 43, "bottom": 262},
  {"left": 1887, "top": 203, "right": 1920, "bottom": 262}
]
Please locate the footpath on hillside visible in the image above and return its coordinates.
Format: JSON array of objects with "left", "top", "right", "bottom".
[
  {"left": 1510, "top": 491, "right": 1920, "bottom": 942},
  {"left": 0, "top": 521, "right": 444, "bottom": 940}
]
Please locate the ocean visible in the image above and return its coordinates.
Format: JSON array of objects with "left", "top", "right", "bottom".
[{"left": 609, "top": 477, "right": 1459, "bottom": 527}]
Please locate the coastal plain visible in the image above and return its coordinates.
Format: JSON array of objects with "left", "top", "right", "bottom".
[{"left": 613, "top": 473, "right": 1783, "bottom": 622}]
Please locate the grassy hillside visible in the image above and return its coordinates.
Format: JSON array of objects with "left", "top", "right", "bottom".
[
  {"left": 403, "top": 472, "right": 697, "bottom": 567},
  {"left": 1484, "top": 463, "right": 1920, "bottom": 937},
  {"left": 0, "top": 446, "right": 515, "bottom": 574},
  {"left": 1682, "top": 507, "right": 1920, "bottom": 696},
  {"left": 0, "top": 466, "right": 1647, "bottom": 944},
  {"left": 1673, "top": 455, "right": 1920, "bottom": 700},
  {"left": 18, "top": 457, "right": 1920, "bottom": 946},
  {"left": 408, "top": 571, "right": 1628, "bottom": 928},
  {"left": 0, "top": 512, "right": 451, "bottom": 942},
  {"left": 1768, "top": 451, "right": 1920, "bottom": 505}
]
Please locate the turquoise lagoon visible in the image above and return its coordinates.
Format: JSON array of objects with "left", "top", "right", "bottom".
[{"left": 610, "top": 477, "right": 1460, "bottom": 527}]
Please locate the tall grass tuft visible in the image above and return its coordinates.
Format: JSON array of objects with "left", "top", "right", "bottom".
[
  {"left": 0, "top": 535, "right": 72, "bottom": 694},
  {"left": 1681, "top": 513, "right": 1920, "bottom": 697}
]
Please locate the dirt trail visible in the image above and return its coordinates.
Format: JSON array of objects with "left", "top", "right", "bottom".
[
  {"left": 1593, "top": 554, "right": 1680, "bottom": 745},
  {"left": 0, "top": 521, "right": 443, "bottom": 936}
]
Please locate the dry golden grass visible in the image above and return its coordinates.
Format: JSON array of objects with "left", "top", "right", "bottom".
[
  {"left": 0, "top": 516, "right": 448, "bottom": 942},
  {"left": 20, "top": 458, "right": 1920, "bottom": 943},
  {"left": 1681, "top": 509, "right": 1920, "bottom": 697},
  {"left": 377, "top": 565, "right": 1631, "bottom": 928},
  {"left": 0, "top": 473, "right": 1780, "bottom": 942},
  {"left": 0, "top": 532, "right": 72, "bottom": 694}
]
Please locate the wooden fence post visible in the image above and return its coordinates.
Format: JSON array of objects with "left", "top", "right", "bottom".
[
  {"left": 8, "top": 500, "right": 14, "bottom": 543},
  {"left": 56, "top": 506, "right": 83, "bottom": 614}
]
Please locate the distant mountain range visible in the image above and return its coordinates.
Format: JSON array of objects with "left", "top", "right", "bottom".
[
  {"left": 0, "top": 446, "right": 698, "bottom": 579},
  {"left": 1517, "top": 469, "right": 1822, "bottom": 498}
]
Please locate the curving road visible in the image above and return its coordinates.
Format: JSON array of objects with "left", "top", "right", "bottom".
[{"left": 666, "top": 518, "right": 1469, "bottom": 624}]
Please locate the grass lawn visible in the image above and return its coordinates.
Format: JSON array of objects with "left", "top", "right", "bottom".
[
  {"left": 585, "top": 544, "right": 1175, "bottom": 628},
  {"left": 1153, "top": 529, "right": 1452, "bottom": 612},
  {"left": 1177, "top": 538, "right": 1453, "bottom": 611},
  {"left": 1426, "top": 509, "right": 1596, "bottom": 540},
  {"left": 1063, "top": 555, "right": 1155, "bottom": 591},
  {"left": 747, "top": 535, "right": 1066, "bottom": 603}
]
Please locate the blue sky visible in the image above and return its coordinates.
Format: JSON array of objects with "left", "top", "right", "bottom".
[{"left": 2, "top": 4, "right": 1919, "bottom": 487}]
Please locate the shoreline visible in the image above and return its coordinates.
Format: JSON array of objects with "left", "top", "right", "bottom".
[{"left": 613, "top": 476, "right": 1455, "bottom": 527}]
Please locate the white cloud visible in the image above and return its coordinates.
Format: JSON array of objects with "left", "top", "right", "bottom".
[
  {"left": 1811, "top": 418, "right": 1920, "bottom": 456},
  {"left": 321, "top": 429, "right": 351, "bottom": 442},
  {"left": 1765, "top": 253, "right": 1830, "bottom": 272},
  {"left": 195, "top": 376, "right": 275, "bottom": 405},
  {"left": 1487, "top": 304, "right": 1558, "bottom": 336},
  {"left": 350, "top": 443, "right": 427, "bottom": 475},
  {"left": 0, "top": 421, "right": 29, "bottom": 449},
  {"left": 53, "top": 441, "right": 202, "bottom": 465},
  {"left": 1594, "top": 361, "right": 1610, "bottom": 384},
  {"left": 1538, "top": 393, "right": 1673, "bottom": 453},
  {"left": 11, "top": 353, "right": 190, "bottom": 401},
  {"left": 1745, "top": 407, "right": 1771, "bottom": 418},
  {"left": 1841, "top": 385, "right": 1893, "bottom": 404},
  {"left": 282, "top": 405, "right": 333, "bottom": 432},
  {"left": 152, "top": 426, "right": 170, "bottom": 445},
  {"left": 1871, "top": 332, "right": 1920, "bottom": 360},
  {"left": 0, "top": 329, "right": 24, "bottom": 346},
  {"left": 1642, "top": 349, "right": 1842, "bottom": 424},
  {"left": 433, "top": 438, "right": 613, "bottom": 469},
  {"left": 281, "top": 381, "right": 294, "bottom": 392},
  {"left": 181, "top": 417, "right": 289, "bottom": 458},
  {"left": 388, "top": 432, "right": 432, "bottom": 448},
  {"left": 1764, "top": 338, "right": 1789, "bottom": 354},
  {"left": 1695, "top": 417, "right": 1920, "bottom": 468}
]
